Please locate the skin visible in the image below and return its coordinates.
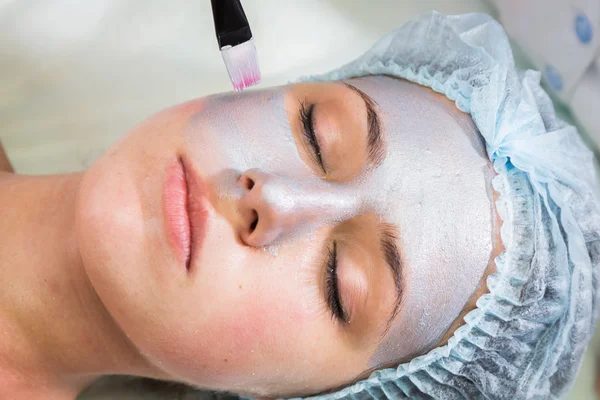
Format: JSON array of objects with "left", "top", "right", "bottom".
[{"left": 0, "top": 76, "right": 501, "bottom": 399}]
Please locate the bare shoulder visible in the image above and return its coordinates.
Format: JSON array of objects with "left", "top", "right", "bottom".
[{"left": 0, "top": 172, "right": 12, "bottom": 184}]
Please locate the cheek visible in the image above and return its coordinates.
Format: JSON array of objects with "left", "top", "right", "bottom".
[
  {"left": 238, "top": 276, "right": 320, "bottom": 342},
  {"left": 166, "top": 249, "right": 327, "bottom": 389},
  {"left": 211, "top": 270, "right": 320, "bottom": 363},
  {"left": 185, "top": 92, "right": 309, "bottom": 181}
]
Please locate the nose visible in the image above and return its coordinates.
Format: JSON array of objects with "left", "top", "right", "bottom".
[
  {"left": 236, "top": 169, "right": 361, "bottom": 247},
  {"left": 237, "top": 169, "right": 305, "bottom": 247}
]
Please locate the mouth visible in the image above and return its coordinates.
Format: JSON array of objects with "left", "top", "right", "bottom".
[{"left": 164, "top": 157, "right": 208, "bottom": 272}]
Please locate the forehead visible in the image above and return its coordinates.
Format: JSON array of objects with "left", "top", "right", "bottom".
[
  {"left": 346, "top": 76, "right": 495, "bottom": 364},
  {"left": 346, "top": 76, "right": 491, "bottom": 223}
]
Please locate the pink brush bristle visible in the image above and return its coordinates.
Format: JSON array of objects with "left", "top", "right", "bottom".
[{"left": 221, "top": 38, "right": 261, "bottom": 91}]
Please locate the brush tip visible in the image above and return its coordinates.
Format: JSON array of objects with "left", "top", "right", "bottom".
[{"left": 220, "top": 39, "right": 261, "bottom": 91}]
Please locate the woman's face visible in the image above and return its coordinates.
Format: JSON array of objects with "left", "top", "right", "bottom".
[{"left": 76, "top": 76, "right": 495, "bottom": 397}]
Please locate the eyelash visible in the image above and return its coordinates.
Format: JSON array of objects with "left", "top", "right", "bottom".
[
  {"left": 299, "top": 101, "right": 326, "bottom": 174},
  {"left": 326, "top": 241, "right": 348, "bottom": 323},
  {"left": 299, "top": 102, "right": 345, "bottom": 323}
]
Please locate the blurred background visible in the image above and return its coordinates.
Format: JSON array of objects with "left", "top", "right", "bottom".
[{"left": 0, "top": 0, "right": 598, "bottom": 398}]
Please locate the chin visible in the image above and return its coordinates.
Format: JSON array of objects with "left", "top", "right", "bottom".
[
  {"left": 75, "top": 119, "right": 182, "bottom": 355},
  {"left": 76, "top": 138, "right": 149, "bottom": 320}
]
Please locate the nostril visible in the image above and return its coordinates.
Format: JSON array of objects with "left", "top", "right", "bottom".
[
  {"left": 239, "top": 174, "right": 255, "bottom": 190},
  {"left": 249, "top": 209, "right": 258, "bottom": 233}
]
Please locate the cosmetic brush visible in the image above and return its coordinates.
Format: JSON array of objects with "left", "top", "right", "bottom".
[{"left": 211, "top": 0, "right": 261, "bottom": 91}]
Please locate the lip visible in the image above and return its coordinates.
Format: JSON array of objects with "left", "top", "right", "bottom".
[{"left": 163, "top": 158, "right": 208, "bottom": 271}]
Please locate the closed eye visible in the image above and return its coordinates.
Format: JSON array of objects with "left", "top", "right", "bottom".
[
  {"left": 299, "top": 101, "right": 326, "bottom": 174},
  {"left": 326, "top": 241, "right": 348, "bottom": 323}
]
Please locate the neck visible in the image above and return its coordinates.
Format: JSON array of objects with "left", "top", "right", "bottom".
[{"left": 0, "top": 172, "right": 155, "bottom": 399}]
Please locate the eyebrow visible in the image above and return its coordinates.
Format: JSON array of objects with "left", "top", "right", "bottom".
[
  {"left": 378, "top": 224, "right": 404, "bottom": 339},
  {"left": 342, "top": 82, "right": 385, "bottom": 165}
]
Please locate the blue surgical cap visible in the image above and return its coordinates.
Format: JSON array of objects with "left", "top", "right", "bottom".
[{"left": 293, "top": 11, "right": 600, "bottom": 400}]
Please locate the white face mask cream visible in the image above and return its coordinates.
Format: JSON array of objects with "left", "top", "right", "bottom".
[
  {"left": 184, "top": 75, "right": 494, "bottom": 366},
  {"left": 347, "top": 76, "right": 494, "bottom": 366},
  {"left": 183, "top": 89, "right": 314, "bottom": 254}
]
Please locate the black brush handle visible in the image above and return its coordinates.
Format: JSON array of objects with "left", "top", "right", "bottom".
[{"left": 211, "top": 0, "right": 253, "bottom": 48}]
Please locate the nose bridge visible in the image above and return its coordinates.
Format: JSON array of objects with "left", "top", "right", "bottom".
[
  {"left": 248, "top": 170, "right": 311, "bottom": 227},
  {"left": 258, "top": 171, "right": 356, "bottom": 222},
  {"left": 238, "top": 169, "right": 361, "bottom": 246},
  {"left": 261, "top": 173, "right": 302, "bottom": 214}
]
